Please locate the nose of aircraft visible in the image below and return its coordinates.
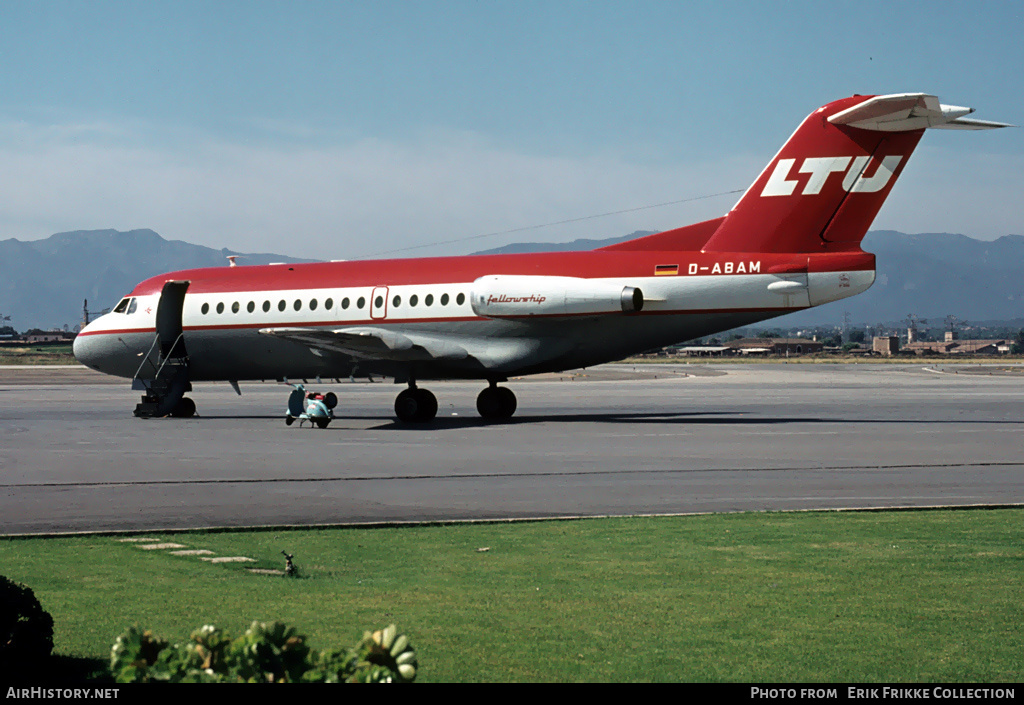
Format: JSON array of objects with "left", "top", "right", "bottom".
[
  {"left": 74, "top": 319, "right": 123, "bottom": 374},
  {"left": 73, "top": 317, "right": 149, "bottom": 379},
  {"left": 73, "top": 324, "right": 100, "bottom": 369}
]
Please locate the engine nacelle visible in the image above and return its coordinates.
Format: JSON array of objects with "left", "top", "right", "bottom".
[{"left": 470, "top": 275, "right": 644, "bottom": 318}]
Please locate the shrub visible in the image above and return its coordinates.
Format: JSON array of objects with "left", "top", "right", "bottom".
[
  {"left": 0, "top": 575, "right": 55, "bottom": 670},
  {"left": 110, "top": 621, "right": 417, "bottom": 683}
]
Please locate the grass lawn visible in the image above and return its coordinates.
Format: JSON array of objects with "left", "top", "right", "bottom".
[
  {"left": 1, "top": 509, "right": 1021, "bottom": 682},
  {"left": 0, "top": 343, "right": 76, "bottom": 365}
]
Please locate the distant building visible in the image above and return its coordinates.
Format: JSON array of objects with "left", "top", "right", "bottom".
[
  {"left": 903, "top": 339, "right": 1007, "bottom": 355},
  {"left": 727, "top": 338, "right": 823, "bottom": 355},
  {"left": 674, "top": 346, "right": 732, "bottom": 357},
  {"left": 873, "top": 336, "right": 900, "bottom": 355},
  {"left": 25, "top": 333, "right": 64, "bottom": 343},
  {"left": 951, "top": 340, "right": 1008, "bottom": 355}
]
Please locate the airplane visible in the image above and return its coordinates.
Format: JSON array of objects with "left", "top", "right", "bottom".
[{"left": 73, "top": 93, "right": 1009, "bottom": 422}]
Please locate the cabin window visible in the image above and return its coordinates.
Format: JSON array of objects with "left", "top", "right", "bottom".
[
  {"left": 425, "top": 294, "right": 433, "bottom": 306},
  {"left": 440, "top": 293, "right": 449, "bottom": 306},
  {"left": 357, "top": 297, "right": 365, "bottom": 309},
  {"left": 341, "top": 297, "right": 350, "bottom": 310},
  {"left": 310, "top": 299, "right": 318, "bottom": 311},
  {"left": 374, "top": 296, "right": 383, "bottom": 309},
  {"left": 456, "top": 293, "right": 466, "bottom": 306},
  {"left": 325, "top": 298, "right": 333, "bottom": 310},
  {"left": 263, "top": 301, "right": 271, "bottom": 312},
  {"left": 231, "top": 302, "right": 240, "bottom": 314},
  {"left": 278, "top": 300, "right": 286, "bottom": 312},
  {"left": 201, "top": 303, "right": 210, "bottom": 315},
  {"left": 410, "top": 295, "right": 418, "bottom": 307},
  {"left": 293, "top": 299, "right": 302, "bottom": 311},
  {"left": 113, "top": 298, "right": 130, "bottom": 314},
  {"left": 216, "top": 302, "right": 225, "bottom": 314},
  {"left": 126, "top": 298, "right": 138, "bottom": 314},
  {"left": 392, "top": 295, "right": 401, "bottom": 308},
  {"left": 247, "top": 301, "right": 255, "bottom": 313}
]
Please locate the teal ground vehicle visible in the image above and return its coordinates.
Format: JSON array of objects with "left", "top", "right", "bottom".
[{"left": 284, "top": 384, "right": 337, "bottom": 428}]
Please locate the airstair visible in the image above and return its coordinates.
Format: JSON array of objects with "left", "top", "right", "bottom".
[{"left": 131, "top": 280, "right": 193, "bottom": 418}]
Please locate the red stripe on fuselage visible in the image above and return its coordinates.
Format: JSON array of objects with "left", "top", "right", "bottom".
[{"left": 77, "top": 326, "right": 155, "bottom": 337}]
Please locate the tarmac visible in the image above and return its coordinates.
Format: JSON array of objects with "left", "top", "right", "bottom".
[{"left": 1, "top": 362, "right": 1021, "bottom": 535}]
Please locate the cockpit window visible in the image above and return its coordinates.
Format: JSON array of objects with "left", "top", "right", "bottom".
[
  {"left": 126, "top": 298, "right": 138, "bottom": 314},
  {"left": 113, "top": 298, "right": 130, "bottom": 314}
]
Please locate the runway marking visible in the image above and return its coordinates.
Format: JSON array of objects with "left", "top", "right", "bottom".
[
  {"left": 9, "top": 460, "right": 1023, "bottom": 488},
  {"left": 138, "top": 542, "right": 186, "bottom": 550}
]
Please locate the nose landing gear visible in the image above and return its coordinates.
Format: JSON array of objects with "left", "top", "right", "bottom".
[{"left": 169, "top": 396, "right": 197, "bottom": 418}]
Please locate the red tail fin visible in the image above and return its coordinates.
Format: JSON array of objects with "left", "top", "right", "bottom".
[{"left": 702, "top": 94, "right": 928, "bottom": 253}]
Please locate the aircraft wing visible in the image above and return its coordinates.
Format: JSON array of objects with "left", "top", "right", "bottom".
[
  {"left": 258, "top": 326, "right": 569, "bottom": 372},
  {"left": 258, "top": 326, "right": 471, "bottom": 362}
]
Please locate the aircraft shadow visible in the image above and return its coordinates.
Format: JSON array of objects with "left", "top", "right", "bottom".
[
  {"left": 185, "top": 412, "right": 1022, "bottom": 431},
  {"left": 366, "top": 411, "right": 813, "bottom": 431},
  {"left": 365, "top": 414, "right": 1024, "bottom": 431}
]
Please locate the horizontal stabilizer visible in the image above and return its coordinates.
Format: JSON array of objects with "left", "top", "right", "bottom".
[
  {"left": 931, "top": 117, "right": 1016, "bottom": 130},
  {"left": 828, "top": 93, "right": 1011, "bottom": 132}
]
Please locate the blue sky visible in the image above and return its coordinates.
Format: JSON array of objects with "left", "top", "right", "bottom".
[{"left": 1, "top": 1, "right": 1020, "bottom": 259}]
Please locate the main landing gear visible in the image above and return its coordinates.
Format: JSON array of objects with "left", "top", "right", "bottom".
[
  {"left": 392, "top": 381, "right": 517, "bottom": 423},
  {"left": 394, "top": 385, "right": 438, "bottom": 423},
  {"left": 476, "top": 383, "right": 516, "bottom": 420}
]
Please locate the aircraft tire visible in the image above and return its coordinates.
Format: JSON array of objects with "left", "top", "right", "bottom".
[
  {"left": 323, "top": 392, "right": 338, "bottom": 409},
  {"left": 495, "top": 387, "right": 517, "bottom": 418},
  {"left": 316, "top": 418, "right": 330, "bottom": 429},
  {"left": 395, "top": 389, "right": 420, "bottom": 423},
  {"left": 477, "top": 387, "right": 500, "bottom": 418},
  {"left": 477, "top": 387, "right": 516, "bottom": 420},
  {"left": 414, "top": 388, "right": 438, "bottom": 422},
  {"left": 285, "top": 416, "right": 295, "bottom": 426},
  {"left": 395, "top": 388, "right": 437, "bottom": 423},
  {"left": 169, "top": 396, "right": 196, "bottom": 418}
]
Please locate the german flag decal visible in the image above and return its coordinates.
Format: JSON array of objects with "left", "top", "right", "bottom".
[{"left": 654, "top": 264, "right": 679, "bottom": 276}]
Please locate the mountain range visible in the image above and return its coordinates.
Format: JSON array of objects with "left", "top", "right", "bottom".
[
  {"left": 1, "top": 227, "right": 1021, "bottom": 330},
  {"left": 0, "top": 229, "right": 315, "bottom": 330}
]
